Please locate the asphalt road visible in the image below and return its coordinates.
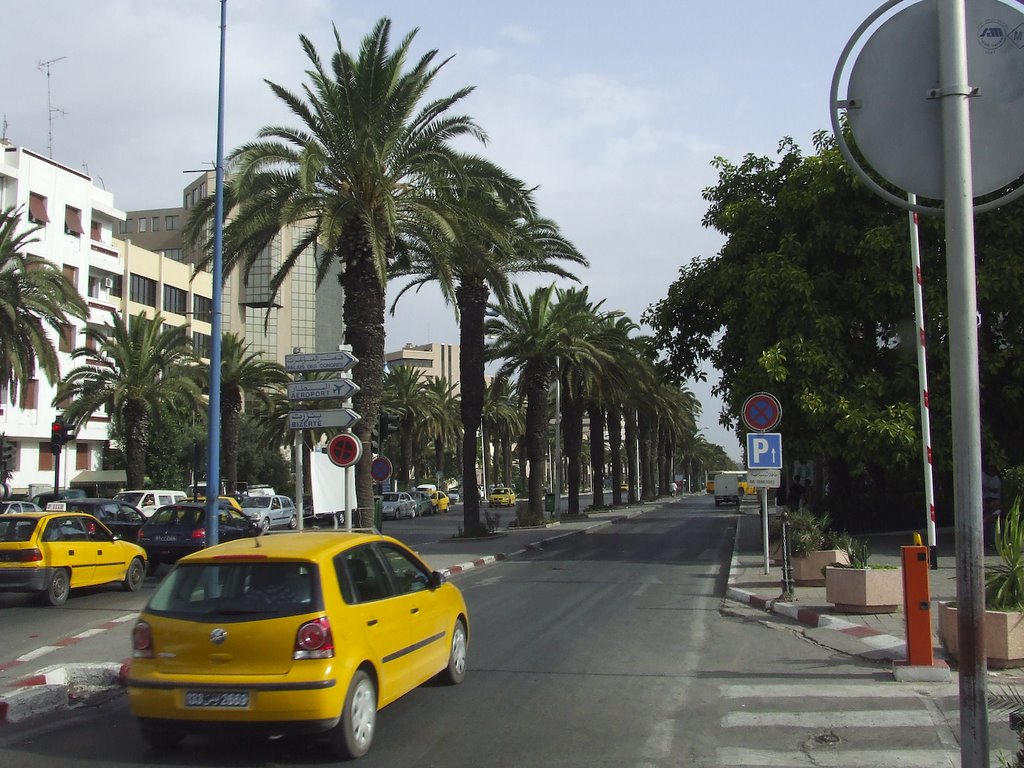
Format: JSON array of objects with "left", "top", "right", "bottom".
[{"left": 0, "top": 497, "right": 1008, "bottom": 766}]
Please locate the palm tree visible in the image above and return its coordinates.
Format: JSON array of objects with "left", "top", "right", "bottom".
[
  {"left": 56, "top": 311, "right": 202, "bottom": 489},
  {"left": 486, "top": 285, "right": 612, "bottom": 519},
  {"left": 196, "top": 333, "right": 288, "bottom": 494},
  {"left": 381, "top": 365, "right": 434, "bottom": 486},
  {"left": 482, "top": 376, "right": 522, "bottom": 488},
  {"left": 0, "top": 206, "right": 87, "bottom": 403},
  {"left": 421, "top": 376, "right": 461, "bottom": 489},
  {"left": 394, "top": 188, "right": 587, "bottom": 533},
  {"left": 185, "top": 19, "right": 496, "bottom": 526}
]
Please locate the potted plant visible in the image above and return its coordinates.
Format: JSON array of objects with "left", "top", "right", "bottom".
[
  {"left": 786, "top": 509, "right": 849, "bottom": 586},
  {"left": 824, "top": 538, "right": 902, "bottom": 614},
  {"left": 939, "top": 496, "right": 1024, "bottom": 668}
]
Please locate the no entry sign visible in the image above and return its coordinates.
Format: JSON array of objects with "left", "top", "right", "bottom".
[
  {"left": 741, "top": 392, "right": 782, "bottom": 432},
  {"left": 328, "top": 433, "right": 362, "bottom": 468}
]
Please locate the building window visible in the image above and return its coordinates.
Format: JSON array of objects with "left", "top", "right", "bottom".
[
  {"left": 151, "top": 216, "right": 160, "bottom": 232},
  {"left": 163, "top": 248, "right": 183, "bottom": 262},
  {"left": 28, "top": 193, "right": 49, "bottom": 224},
  {"left": 192, "top": 331, "right": 211, "bottom": 359},
  {"left": 163, "top": 284, "right": 187, "bottom": 315},
  {"left": 38, "top": 445, "right": 54, "bottom": 471},
  {"left": 65, "top": 206, "right": 85, "bottom": 237},
  {"left": 138, "top": 217, "right": 148, "bottom": 233},
  {"left": 129, "top": 273, "right": 157, "bottom": 307},
  {"left": 22, "top": 379, "right": 38, "bottom": 410},
  {"left": 121, "top": 219, "right": 133, "bottom": 234},
  {"left": 62, "top": 265, "right": 78, "bottom": 288},
  {"left": 76, "top": 443, "right": 89, "bottom": 471},
  {"left": 58, "top": 323, "right": 75, "bottom": 352},
  {"left": 192, "top": 294, "right": 212, "bottom": 323},
  {"left": 165, "top": 214, "right": 179, "bottom": 231},
  {"left": 90, "top": 220, "right": 102, "bottom": 241}
]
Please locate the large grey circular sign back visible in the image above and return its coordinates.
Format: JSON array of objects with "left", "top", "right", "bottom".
[{"left": 847, "top": 0, "right": 1024, "bottom": 200}]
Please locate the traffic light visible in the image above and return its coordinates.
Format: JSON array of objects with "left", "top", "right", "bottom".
[
  {"left": 0, "top": 434, "right": 12, "bottom": 480},
  {"left": 380, "top": 412, "right": 396, "bottom": 439},
  {"left": 370, "top": 424, "right": 381, "bottom": 456},
  {"left": 50, "top": 417, "right": 71, "bottom": 453}
]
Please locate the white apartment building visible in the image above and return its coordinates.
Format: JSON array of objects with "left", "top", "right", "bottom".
[
  {"left": 384, "top": 342, "right": 463, "bottom": 393},
  {"left": 0, "top": 143, "right": 212, "bottom": 496}
]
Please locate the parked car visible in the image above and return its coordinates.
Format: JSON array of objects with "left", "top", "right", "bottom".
[
  {"left": 488, "top": 487, "right": 516, "bottom": 507},
  {"left": 1, "top": 500, "right": 42, "bottom": 514},
  {"left": 48, "top": 498, "right": 147, "bottom": 541},
  {"left": 409, "top": 490, "right": 434, "bottom": 518},
  {"left": 126, "top": 531, "right": 468, "bottom": 758},
  {"left": 114, "top": 490, "right": 187, "bottom": 519},
  {"left": 137, "top": 501, "right": 261, "bottom": 574},
  {"left": 28, "top": 488, "right": 86, "bottom": 508},
  {"left": 446, "top": 488, "right": 461, "bottom": 503},
  {"left": 429, "top": 490, "right": 450, "bottom": 513},
  {"left": 380, "top": 492, "right": 416, "bottom": 520},
  {"left": 0, "top": 511, "right": 147, "bottom": 606},
  {"left": 240, "top": 494, "right": 297, "bottom": 532}
]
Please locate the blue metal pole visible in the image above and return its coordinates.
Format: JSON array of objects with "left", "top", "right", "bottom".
[{"left": 206, "top": 0, "right": 227, "bottom": 546}]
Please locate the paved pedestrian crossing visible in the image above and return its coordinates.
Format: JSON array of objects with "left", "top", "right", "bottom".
[{"left": 711, "top": 681, "right": 1015, "bottom": 767}]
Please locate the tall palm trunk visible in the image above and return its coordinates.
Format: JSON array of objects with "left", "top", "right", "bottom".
[
  {"left": 563, "top": 377, "right": 584, "bottom": 516},
  {"left": 342, "top": 225, "right": 386, "bottom": 527},
  {"left": 221, "top": 387, "right": 242, "bottom": 495},
  {"left": 608, "top": 406, "right": 622, "bottom": 505},
  {"left": 124, "top": 400, "right": 150, "bottom": 489},
  {"left": 457, "top": 278, "right": 488, "bottom": 535},
  {"left": 524, "top": 362, "right": 552, "bottom": 518},
  {"left": 589, "top": 399, "right": 606, "bottom": 508}
]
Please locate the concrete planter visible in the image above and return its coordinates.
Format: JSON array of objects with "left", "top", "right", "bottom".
[
  {"left": 792, "top": 549, "right": 849, "bottom": 586},
  {"left": 938, "top": 601, "right": 1024, "bottom": 669},
  {"left": 824, "top": 566, "right": 901, "bottom": 614}
]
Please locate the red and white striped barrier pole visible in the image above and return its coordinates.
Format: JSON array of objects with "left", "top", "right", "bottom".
[{"left": 908, "top": 194, "right": 938, "bottom": 567}]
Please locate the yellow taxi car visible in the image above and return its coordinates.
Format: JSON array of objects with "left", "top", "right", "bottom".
[
  {"left": 127, "top": 531, "right": 469, "bottom": 759},
  {"left": 488, "top": 487, "right": 516, "bottom": 507},
  {"left": 428, "top": 490, "right": 450, "bottom": 513},
  {"left": 0, "top": 511, "right": 147, "bottom": 606}
]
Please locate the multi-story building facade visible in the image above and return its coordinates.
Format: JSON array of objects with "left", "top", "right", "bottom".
[
  {"left": 384, "top": 342, "right": 463, "bottom": 394},
  {"left": 0, "top": 143, "right": 212, "bottom": 496},
  {"left": 121, "top": 172, "right": 345, "bottom": 367}
]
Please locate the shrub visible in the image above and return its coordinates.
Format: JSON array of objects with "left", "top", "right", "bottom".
[{"left": 987, "top": 496, "right": 1024, "bottom": 612}]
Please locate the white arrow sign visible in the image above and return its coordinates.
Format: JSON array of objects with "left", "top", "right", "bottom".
[
  {"left": 285, "top": 350, "right": 358, "bottom": 373},
  {"left": 288, "top": 408, "right": 361, "bottom": 430},
  {"left": 286, "top": 378, "right": 360, "bottom": 401}
]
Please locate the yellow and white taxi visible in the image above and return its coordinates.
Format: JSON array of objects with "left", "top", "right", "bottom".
[
  {"left": 127, "top": 531, "right": 469, "bottom": 759},
  {"left": 0, "top": 511, "right": 148, "bottom": 606},
  {"left": 428, "top": 490, "right": 450, "bottom": 513},
  {"left": 488, "top": 487, "right": 517, "bottom": 507}
]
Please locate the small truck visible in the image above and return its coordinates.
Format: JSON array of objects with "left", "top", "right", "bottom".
[{"left": 713, "top": 472, "right": 742, "bottom": 507}]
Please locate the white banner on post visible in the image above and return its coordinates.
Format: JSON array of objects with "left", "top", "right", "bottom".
[{"left": 311, "top": 450, "right": 347, "bottom": 526}]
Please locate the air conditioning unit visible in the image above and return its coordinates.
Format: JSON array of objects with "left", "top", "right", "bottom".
[{"left": 102, "top": 276, "right": 114, "bottom": 290}]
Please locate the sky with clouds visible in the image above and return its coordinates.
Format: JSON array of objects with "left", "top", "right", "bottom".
[{"left": 3, "top": 1, "right": 887, "bottom": 459}]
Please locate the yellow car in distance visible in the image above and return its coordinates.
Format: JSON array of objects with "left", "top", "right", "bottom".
[
  {"left": 0, "top": 511, "right": 147, "bottom": 606},
  {"left": 428, "top": 490, "right": 450, "bottom": 513},
  {"left": 488, "top": 487, "right": 516, "bottom": 507},
  {"left": 127, "top": 531, "right": 469, "bottom": 759}
]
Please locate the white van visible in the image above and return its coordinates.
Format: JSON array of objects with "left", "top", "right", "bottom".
[
  {"left": 115, "top": 490, "right": 187, "bottom": 518},
  {"left": 415, "top": 483, "right": 437, "bottom": 493}
]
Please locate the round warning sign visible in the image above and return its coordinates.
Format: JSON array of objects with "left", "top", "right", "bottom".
[
  {"left": 741, "top": 392, "right": 782, "bottom": 432},
  {"left": 328, "top": 433, "right": 362, "bottom": 467}
]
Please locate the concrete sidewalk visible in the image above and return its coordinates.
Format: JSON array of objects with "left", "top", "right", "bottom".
[
  {"left": 0, "top": 504, "right": 650, "bottom": 724},
  {"left": 726, "top": 506, "right": 1000, "bottom": 673}
]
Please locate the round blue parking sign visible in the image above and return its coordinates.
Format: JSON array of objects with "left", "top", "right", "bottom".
[
  {"left": 742, "top": 392, "right": 782, "bottom": 432},
  {"left": 370, "top": 456, "right": 392, "bottom": 482}
]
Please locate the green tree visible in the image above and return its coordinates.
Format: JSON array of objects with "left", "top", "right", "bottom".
[
  {"left": 482, "top": 376, "right": 522, "bottom": 489},
  {"left": 0, "top": 206, "right": 87, "bottom": 403},
  {"left": 196, "top": 333, "right": 288, "bottom": 494},
  {"left": 381, "top": 365, "right": 434, "bottom": 486},
  {"left": 56, "top": 312, "right": 202, "bottom": 489},
  {"left": 421, "top": 376, "right": 461, "bottom": 489},
  {"left": 186, "top": 19, "right": 496, "bottom": 526}
]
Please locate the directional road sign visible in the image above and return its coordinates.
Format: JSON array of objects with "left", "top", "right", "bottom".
[
  {"left": 742, "top": 392, "right": 782, "bottom": 432},
  {"left": 289, "top": 408, "right": 360, "bottom": 431},
  {"left": 285, "top": 349, "right": 358, "bottom": 374},
  {"left": 287, "top": 377, "right": 360, "bottom": 401},
  {"left": 328, "top": 433, "right": 362, "bottom": 467},
  {"left": 746, "top": 432, "right": 783, "bottom": 470}
]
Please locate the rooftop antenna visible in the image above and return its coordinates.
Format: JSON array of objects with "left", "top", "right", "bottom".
[
  {"left": 37, "top": 56, "right": 67, "bottom": 158},
  {"left": 1, "top": 114, "right": 8, "bottom": 143}
]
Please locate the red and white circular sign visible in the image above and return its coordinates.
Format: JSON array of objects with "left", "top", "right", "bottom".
[{"left": 328, "top": 433, "right": 362, "bottom": 467}]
